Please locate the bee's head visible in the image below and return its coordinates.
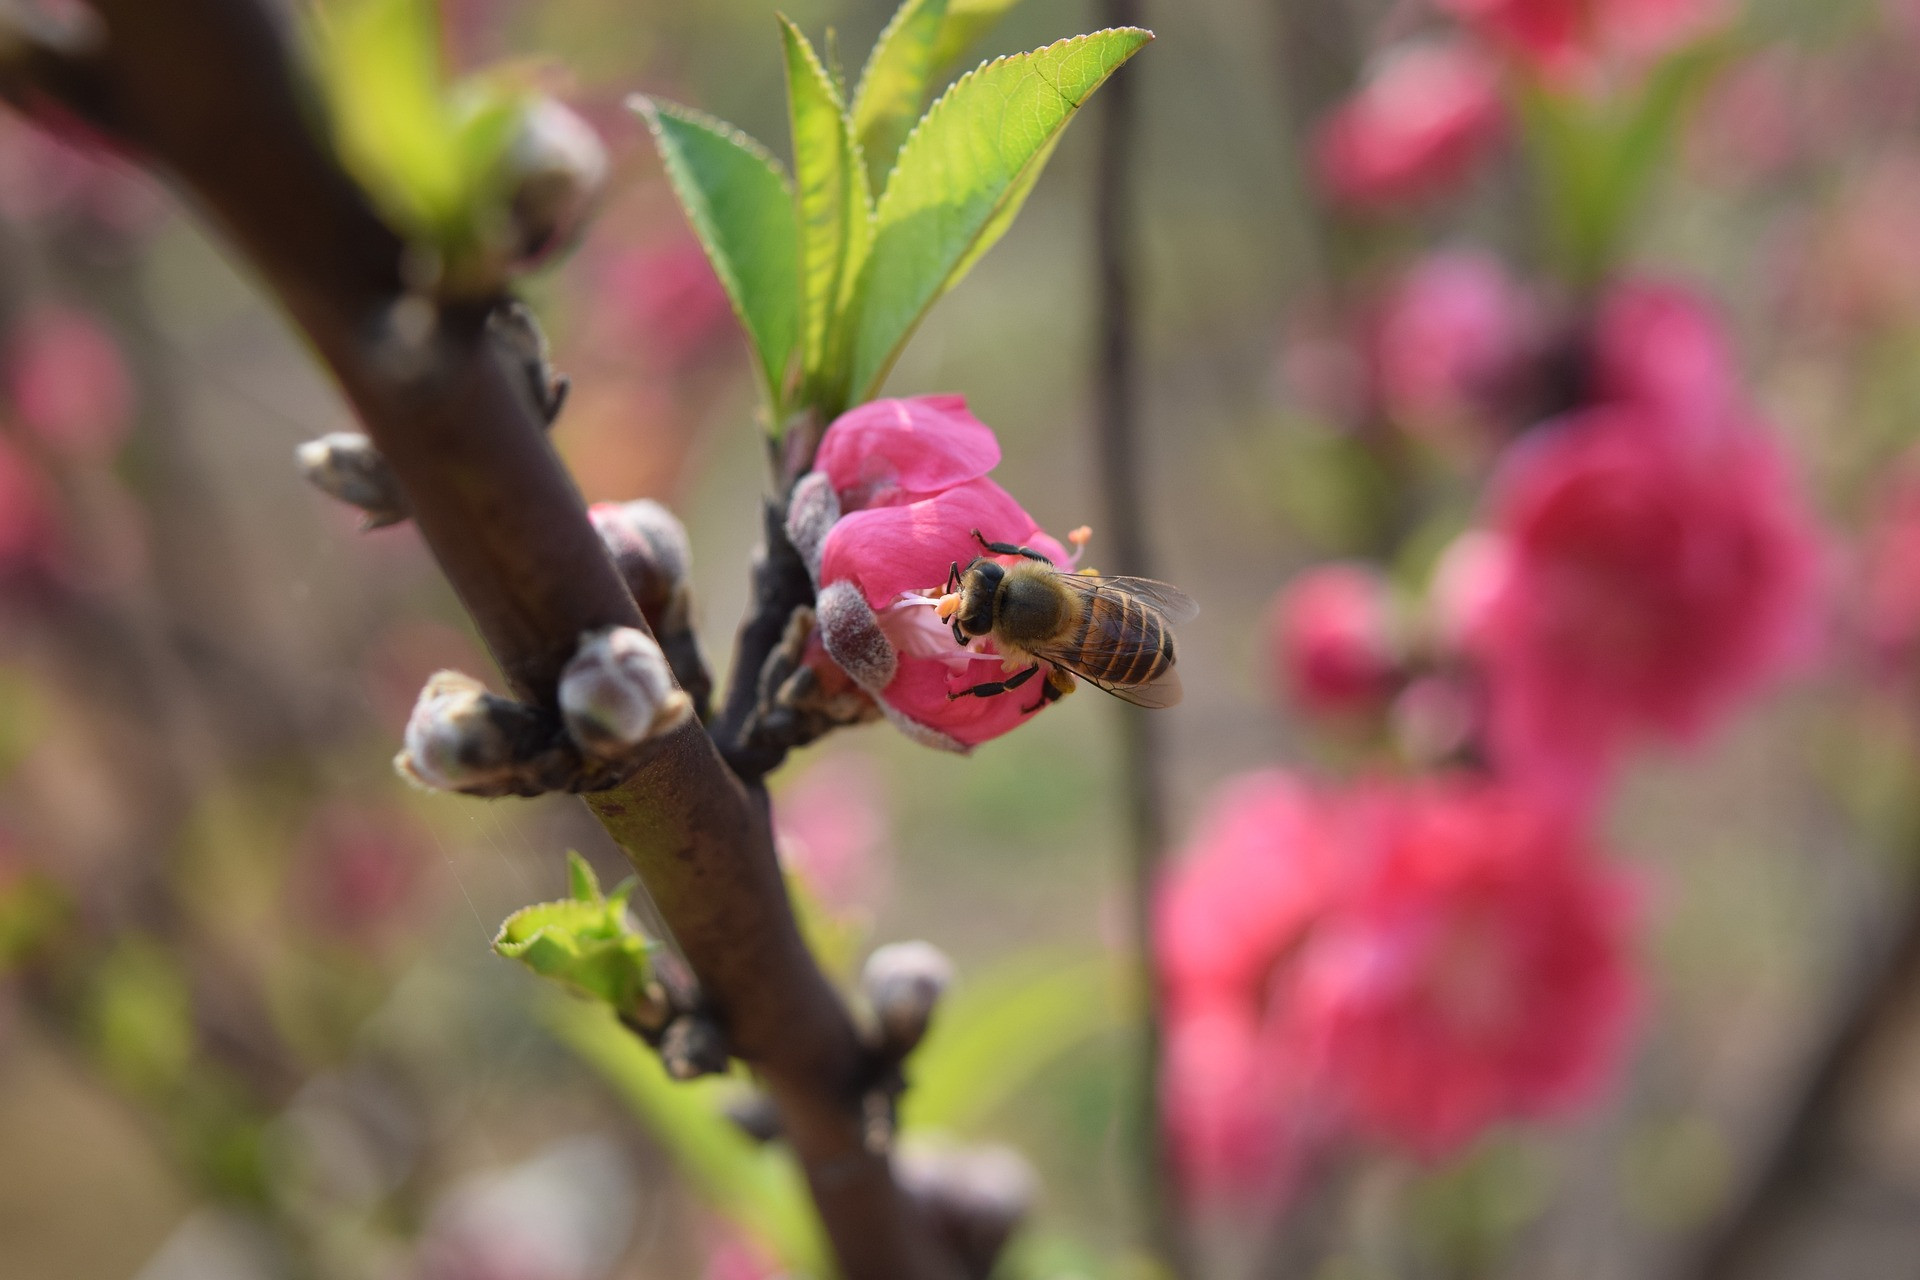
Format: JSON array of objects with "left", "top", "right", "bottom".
[{"left": 936, "top": 557, "right": 1003, "bottom": 638}]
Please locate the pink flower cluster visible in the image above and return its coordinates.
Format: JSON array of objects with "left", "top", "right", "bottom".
[
  {"left": 788, "top": 396, "right": 1072, "bottom": 751},
  {"left": 1208, "top": 278, "right": 1823, "bottom": 1205},
  {"left": 1446, "top": 281, "right": 1823, "bottom": 803},
  {"left": 1309, "top": 0, "right": 1730, "bottom": 209},
  {"left": 1159, "top": 771, "right": 1637, "bottom": 1198},
  {"left": 1271, "top": 278, "right": 1823, "bottom": 805}
]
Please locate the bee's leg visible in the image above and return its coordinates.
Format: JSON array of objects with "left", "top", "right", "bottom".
[
  {"left": 946, "top": 663, "right": 1042, "bottom": 701},
  {"left": 946, "top": 560, "right": 962, "bottom": 594},
  {"left": 970, "top": 528, "right": 1054, "bottom": 565},
  {"left": 951, "top": 618, "right": 968, "bottom": 647},
  {"left": 1024, "top": 668, "right": 1075, "bottom": 714}
]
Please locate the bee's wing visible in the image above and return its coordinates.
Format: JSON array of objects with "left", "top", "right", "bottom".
[
  {"left": 1067, "top": 664, "right": 1184, "bottom": 709},
  {"left": 1031, "top": 572, "right": 1188, "bottom": 709},
  {"left": 1066, "top": 573, "right": 1200, "bottom": 625}
]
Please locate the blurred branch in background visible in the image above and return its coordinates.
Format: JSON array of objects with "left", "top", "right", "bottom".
[
  {"left": 1091, "top": 0, "right": 1189, "bottom": 1272},
  {"left": 1689, "top": 873, "right": 1920, "bottom": 1280},
  {"left": 0, "top": 2, "right": 958, "bottom": 1276}
]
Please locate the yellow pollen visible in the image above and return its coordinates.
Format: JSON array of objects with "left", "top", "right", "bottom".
[
  {"left": 1068, "top": 525, "right": 1093, "bottom": 546},
  {"left": 936, "top": 592, "right": 962, "bottom": 620}
]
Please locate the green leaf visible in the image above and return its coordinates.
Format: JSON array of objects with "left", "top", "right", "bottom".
[
  {"left": 548, "top": 1000, "right": 830, "bottom": 1275},
  {"left": 632, "top": 96, "right": 803, "bottom": 412},
  {"left": 1518, "top": 37, "right": 1730, "bottom": 285},
  {"left": 781, "top": 16, "right": 874, "bottom": 416},
  {"left": 846, "top": 28, "right": 1152, "bottom": 400},
  {"left": 901, "top": 950, "right": 1127, "bottom": 1134},
  {"left": 88, "top": 938, "right": 194, "bottom": 1097},
  {"left": 494, "top": 853, "right": 654, "bottom": 1014},
  {"left": 929, "top": 0, "right": 1027, "bottom": 73},
  {"left": 850, "top": 0, "right": 949, "bottom": 190}
]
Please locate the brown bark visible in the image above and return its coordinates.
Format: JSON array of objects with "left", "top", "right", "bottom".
[{"left": 0, "top": 4, "right": 957, "bottom": 1275}]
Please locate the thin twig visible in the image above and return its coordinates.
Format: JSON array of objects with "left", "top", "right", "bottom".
[
  {"left": 0, "top": 5, "right": 958, "bottom": 1276},
  {"left": 1091, "top": 1, "right": 1188, "bottom": 1271},
  {"left": 1685, "top": 874, "right": 1920, "bottom": 1280}
]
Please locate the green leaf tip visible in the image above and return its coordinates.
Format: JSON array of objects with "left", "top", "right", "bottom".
[
  {"left": 846, "top": 26, "right": 1152, "bottom": 399},
  {"left": 781, "top": 13, "right": 875, "bottom": 417},
  {"left": 495, "top": 854, "right": 656, "bottom": 1015},
  {"left": 630, "top": 93, "right": 803, "bottom": 413}
]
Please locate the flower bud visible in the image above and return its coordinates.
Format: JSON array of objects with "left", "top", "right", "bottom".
[
  {"left": 487, "top": 301, "right": 569, "bottom": 425},
  {"left": 784, "top": 471, "right": 841, "bottom": 582},
  {"left": 588, "top": 501, "right": 694, "bottom": 634},
  {"left": 500, "top": 97, "right": 608, "bottom": 269},
  {"left": 659, "top": 1014, "right": 729, "bottom": 1080},
  {"left": 558, "top": 626, "right": 692, "bottom": 759},
  {"left": 395, "top": 671, "right": 554, "bottom": 795},
  {"left": 815, "top": 580, "right": 898, "bottom": 694},
  {"left": 896, "top": 1140, "right": 1037, "bottom": 1279},
  {"left": 862, "top": 940, "right": 954, "bottom": 1057},
  {"left": 296, "top": 432, "right": 410, "bottom": 529}
]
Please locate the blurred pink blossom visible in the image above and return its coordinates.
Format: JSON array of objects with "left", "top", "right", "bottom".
[
  {"left": 0, "top": 113, "right": 161, "bottom": 237},
  {"left": 1859, "top": 451, "right": 1920, "bottom": 674},
  {"left": 1287, "top": 776, "right": 1639, "bottom": 1159},
  {"left": 1158, "top": 770, "right": 1639, "bottom": 1192},
  {"left": 1368, "top": 250, "right": 1536, "bottom": 438},
  {"left": 1459, "top": 389, "right": 1823, "bottom": 803},
  {"left": 1439, "top": 0, "right": 1728, "bottom": 82},
  {"left": 802, "top": 397, "right": 1071, "bottom": 751},
  {"left": 291, "top": 804, "right": 429, "bottom": 943},
  {"left": 1267, "top": 563, "right": 1400, "bottom": 715},
  {"left": 0, "top": 434, "right": 57, "bottom": 579},
  {"left": 591, "top": 238, "right": 738, "bottom": 374},
  {"left": 1313, "top": 41, "right": 1506, "bottom": 210},
  {"left": 1157, "top": 771, "right": 1340, "bottom": 1206},
  {"left": 5, "top": 305, "right": 134, "bottom": 459},
  {"left": 1587, "top": 279, "right": 1739, "bottom": 432},
  {"left": 774, "top": 753, "right": 890, "bottom": 911}
]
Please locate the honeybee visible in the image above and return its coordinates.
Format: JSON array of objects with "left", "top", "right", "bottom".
[{"left": 935, "top": 529, "right": 1199, "bottom": 711}]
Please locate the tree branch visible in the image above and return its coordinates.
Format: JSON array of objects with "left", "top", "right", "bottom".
[
  {"left": 1, "top": 3, "right": 957, "bottom": 1276},
  {"left": 1091, "top": 0, "right": 1189, "bottom": 1272},
  {"left": 1685, "top": 873, "right": 1920, "bottom": 1280}
]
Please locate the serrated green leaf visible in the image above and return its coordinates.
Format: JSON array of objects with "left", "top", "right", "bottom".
[
  {"left": 851, "top": 0, "right": 949, "bottom": 190},
  {"left": 632, "top": 96, "right": 803, "bottom": 412},
  {"left": 847, "top": 28, "right": 1152, "bottom": 400},
  {"left": 549, "top": 1000, "right": 830, "bottom": 1275},
  {"left": 929, "top": 0, "right": 1027, "bottom": 73},
  {"left": 495, "top": 861, "right": 654, "bottom": 1014},
  {"left": 780, "top": 16, "right": 874, "bottom": 417},
  {"left": 901, "top": 950, "right": 1127, "bottom": 1133},
  {"left": 566, "top": 848, "right": 600, "bottom": 902}
]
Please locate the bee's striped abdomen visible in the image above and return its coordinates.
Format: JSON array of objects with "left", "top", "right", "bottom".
[{"left": 1074, "top": 584, "right": 1175, "bottom": 686}]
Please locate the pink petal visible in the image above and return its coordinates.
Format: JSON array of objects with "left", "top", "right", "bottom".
[
  {"left": 815, "top": 395, "right": 1002, "bottom": 508},
  {"left": 818, "top": 477, "right": 1060, "bottom": 608}
]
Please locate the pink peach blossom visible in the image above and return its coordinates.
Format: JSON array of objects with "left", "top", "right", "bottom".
[
  {"left": 1287, "top": 777, "right": 1639, "bottom": 1159},
  {"left": 795, "top": 397, "right": 1071, "bottom": 751},
  {"left": 1313, "top": 42, "right": 1506, "bottom": 210},
  {"left": 774, "top": 753, "right": 890, "bottom": 911},
  {"left": 5, "top": 305, "right": 134, "bottom": 458},
  {"left": 1466, "top": 402, "right": 1822, "bottom": 801},
  {"left": 1369, "top": 250, "right": 1536, "bottom": 438},
  {"left": 1157, "top": 771, "right": 1341, "bottom": 1205},
  {"left": 1267, "top": 564, "right": 1400, "bottom": 715},
  {"left": 1439, "top": 0, "right": 1728, "bottom": 82}
]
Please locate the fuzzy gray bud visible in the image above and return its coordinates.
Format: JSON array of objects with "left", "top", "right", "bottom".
[
  {"left": 395, "top": 671, "right": 555, "bottom": 796},
  {"left": 659, "top": 1015, "right": 729, "bottom": 1081},
  {"left": 296, "top": 432, "right": 409, "bottom": 529},
  {"left": 589, "top": 500, "right": 695, "bottom": 634},
  {"left": 816, "top": 580, "right": 898, "bottom": 693},
  {"left": 487, "top": 301, "right": 570, "bottom": 425},
  {"left": 501, "top": 97, "right": 608, "bottom": 268},
  {"left": 862, "top": 940, "right": 954, "bottom": 1056},
  {"left": 783, "top": 471, "right": 841, "bottom": 582},
  {"left": 558, "top": 627, "right": 692, "bottom": 758},
  {"left": 897, "top": 1141, "right": 1037, "bottom": 1279}
]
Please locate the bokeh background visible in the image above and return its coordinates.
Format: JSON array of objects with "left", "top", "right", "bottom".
[{"left": 5, "top": 0, "right": 1920, "bottom": 1276}]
